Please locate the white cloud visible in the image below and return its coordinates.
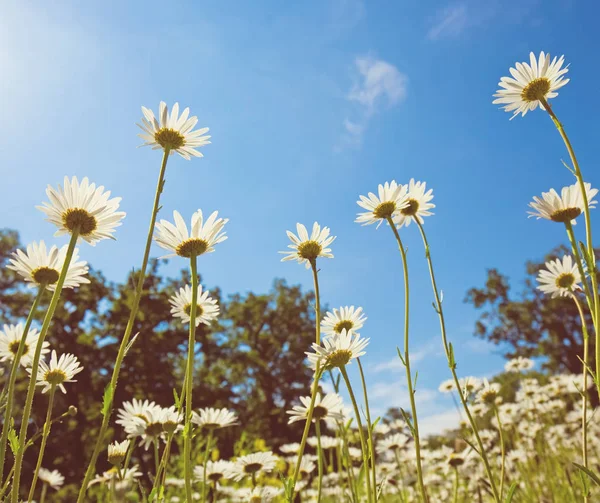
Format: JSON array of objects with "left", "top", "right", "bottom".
[
  {"left": 338, "top": 55, "right": 407, "bottom": 150},
  {"left": 372, "top": 337, "right": 442, "bottom": 373},
  {"left": 427, "top": 4, "right": 468, "bottom": 40},
  {"left": 418, "top": 409, "right": 462, "bottom": 436}
]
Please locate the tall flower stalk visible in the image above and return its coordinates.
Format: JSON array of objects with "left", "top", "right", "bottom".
[
  {"left": 11, "top": 230, "right": 79, "bottom": 502},
  {"left": 415, "top": 220, "right": 501, "bottom": 502},
  {"left": 357, "top": 358, "right": 377, "bottom": 498},
  {"left": 0, "top": 288, "right": 44, "bottom": 480},
  {"left": 77, "top": 149, "right": 170, "bottom": 501}
]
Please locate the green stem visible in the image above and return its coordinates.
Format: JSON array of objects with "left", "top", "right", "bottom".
[
  {"left": 415, "top": 220, "right": 501, "bottom": 503},
  {"left": 493, "top": 406, "right": 506, "bottom": 500},
  {"left": 184, "top": 254, "right": 199, "bottom": 503},
  {"left": 573, "top": 296, "right": 590, "bottom": 481},
  {"left": 77, "top": 147, "right": 171, "bottom": 502},
  {"left": 387, "top": 218, "right": 428, "bottom": 503},
  {"left": 202, "top": 429, "right": 214, "bottom": 503},
  {"left": 565, "top": 222, "right": 596, "bottom": 326},
  {"left": 153, "top": 441, "right": 160, "bottom": 478},
  {"left": 541, "top": 98, "right": 600, "bottom": 402},
  {"left": 123, "top": 438, "right": 135, "bottom": 471},
  {"left": 453, "top": 467, "right": 459, "bottom": 503},
  {"left": 0, "top": 287, "right": 45, "bottom": 481},
  {"left": 12, "top": 229, "right": 79, "bottom": 503},
  {"left": 315, "top": 421, "right": 324, "bottom": 503},
  {"left": 340, "top": 366, "right": 372, "bottom": 503},
  {"left": 28, "top": 386, "right": 56, "bottom": 502},
  {"left": 357, "top": 358, "right": 377, "bottom": 500},
  {"left": 40, "top": 483, "right": 47, "bottom": 503},
  {"left": 288, "top": 258, "right": 323, "bottom": 502},
  {"left": 160, "top": 434, "right": 173, "bottom": 490}
]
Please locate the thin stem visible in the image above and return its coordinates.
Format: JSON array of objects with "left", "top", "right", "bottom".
[
  {"left": 315, "top": 421, "right": 324, "bottom": 503},
  {"left": 12, "top": 229, "right": 79, "bottom": 503},
  {"left": 453, "top": 468, "right": 459, "bottom": 503},
  {"left": 493, "top": 405, "right": 506, "bottom": 500},
  {"left": 565, "top": 222, "right": 596, "bottom": 326},
  {"left": 123, "top": 438, "right": 135, "bottom": 471},
  {"left": 340, "top": 365, "right": 372, "bottom": 503},
  {"left": 40, "top": 483, "right": 47, "bottom": 503},
  {"left": 0, "top": 287, "right": 45, "bottom": 481},
  {"left": 287, "top": 258, "right": 323, "bottom": 502},
  {"left": 202, "top": 429, "right": 214, "bottom": 503},
  {"left": 153, "top": 441, "right": 160, "bottom": 478},
  {"left": 357, "top": 358, "right": 377, "bottom": 499},
  {"left": 160, "top": 434, "right": 174, "bottom": 490},
  {"left": 541, "top": 98, "right": 600, "bottom": 401},
  {"left": 28, "top": 386, "right": 57, "bottom": 502},
  {"left": 415, "top": 220, "right": 501, "bottom": 502},
  {"left": 77, "top": 147, "right": 171, "bottom": 502},
  {"left": 387, "top": 217, "right": 428, "bottom": 503},
  {"left": 184, "top": 254, "right": 199, "bottom": 503},
  {"left": 573, "top": 295, "right": 590, "bottom": 481}
]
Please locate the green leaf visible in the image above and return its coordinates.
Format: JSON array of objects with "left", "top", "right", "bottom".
[
  {"left": 173, "top": 388, "right": 181, "bottom": 409},
  {"left": 461, "top": 437, "right": 481, "bottom": 458},
  {"left": 505, "top": 482, "right": 518, "bottom": 502},
  {"left": 8, "top": 427, "right": 19, "bottom": 455},
  {"left": 448, "top": 342, "right": 456, "bottom": 369},
  {"left": 574, "top": 462, "right": 600, "bottom": 487},
  {"left": 101, "top": 385, "right": 113, "bottom": 417},
  {"left": 396, "top": 347, "right": 406, "bottom": 367},
  {"left": 399, "top": 408, "right": 415, "bottom": 438}
]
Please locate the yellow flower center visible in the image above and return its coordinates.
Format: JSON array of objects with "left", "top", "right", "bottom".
[
  {"left": 44, "top": 368, "right": 67, "bottom": 386},
  {"left": 312, "top": 405, "right": 328, "bottom": 420},
  {"left": 145, "top": 422, "right": 164, "bottom": 437},
  {"left": 326, "top": 349, "right": 352, "bottom": 369},
  {"left": 480, "top": 388, "right": 498, "bottom": 405},
  {"left": 400, "top": 199, "right": 419, "bottom": 216},
  {"left": 448, "top": 454, "right": 465, "bottom": 467},
  {"left": 250, "top": 497, "right": 261, "bottom": 503},
  {"left": 556, "top": 273, "right": 575, "bottom": 290},
  {"left": 297, "top": 240, "right": 322, "bottom": 260},
  {"left": 31, "top": 266, "right": 60, "bottom": 285},
  {"left": 208, "top": 473, "right": 222, "bottom": 482},
  {"left": 243, "top": 462, "right": 263, "bottom": 474},
  {"left": 333, "top": 320, "right": 353, "bottom": 334},
  {"left": 108, "top": 450, "right": 126, "bottom": 466},
  {"left": 62, "top": 208, "right": 97, "bottom": 236},
  {"left": 373, "top": 201, "right": 396, "bottom": 219},
  {"left": 154, "top": 128, "right": 186, "bottom": 150},
  {"left": 550, "top": 207, "right": 581, "bottom": 223},
  {"left": 521, "top": 77, "right": 551, "bottom": 103},
  {"left": 176, "top": 238, "right": 209, "bottom": 258},
  {"left": 9, "top": 341, "right": 27, "bottom": 356},
  {"left": 183, "top": 304, "right": 204, "bottom": 317}
]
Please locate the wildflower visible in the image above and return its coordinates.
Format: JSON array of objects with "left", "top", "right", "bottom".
[
  {"left": 7, "top": 241, "right": 89, "bottom": 291},
  {"left": 137, "top": 101, "right": 211, "bottom": 159},
  {"left": 493, "top": 51, "right": 569, "bottom": 119},
  {"left": 459, "top": 377, "right": 482, "bottom": 397},
  {"left": 286, "top": 393, "right": 344, "bottom": 425},
  {"left": 279, "top": 222, "right": 335, "bottom": 268},
  {"left": 438, "top": 379, "right": 455, "bottom": 393},
  {"left": 298, "top": 457, "right": 316, "bottom": 476},
  {"left": 160, "top": 406, "right": 182, "bottom": 434},
  {"left": 537, "top": 255, "right": 582, "bottom": 298},
  {"left": 193, "top": 460, "right": 235, "bottom": 483},
  {"left": 90, "top": 465, "right": 142, "bottom": 487},
  {"left": 477, "top": 379, "right": 502, "bottom": 406},
  {"left": 116, "top": 398, "right": 161, "bottom": 428},
  {"left": 124, "top": 406, "right": 168, "bottom": 450},
  {"left": 0, "top": 324, "right": 48, "bottom": 367},
  {"left": 355, "top": 181, "right": 409, "bottom": 227},
  {"left": 528, "top": 183, "right": 598, "bottom": 225},
  {"left": 28, "top": 350, "right": 83, "bottom": 394},
  {"left": 154, "top": 209, "right": 228, "bottom": 258},
  {"left": 393, "top": 179, "right": 435, "bottom": 228},
  {"left": 38, "top": 468, "right": 64, "bottom": 489},
  {"left": 108, "top": 440, "right": 129, "bottom": 465},
  {"left": 37, "top": 176, "right": 126, "bottom": 245},
  {"left": 447, "top": 452, "right": 465, "bottom": 468},
  {"left": 379, "top": 433, "right": 410, "bottom": 452},
  {"left": 229, "top": 451, "right": 278, "bottom": 481},
  {"left": 169, "top": 284, "right": 220, "bottom": 327},
  {"left": 504, "top": 357, "right": 534, "bottom": 372},
  {"left": 192, "top": 407, "right": 238, "bottom": 430},
  {"left": 279, "top": 443, "right": 301, "bottom": 455},
  {"left": 321, "top": 306, "right": 367, "bottom": 336},
  {"left": 306, "top": 329, "right": 369, "bottom": 370}
]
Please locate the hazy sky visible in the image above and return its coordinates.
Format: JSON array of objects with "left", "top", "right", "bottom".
[{"left": 1, "top": 0, "right": 598, "bottom": 434}]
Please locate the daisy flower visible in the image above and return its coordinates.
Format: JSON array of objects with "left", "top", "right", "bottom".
[
  {"left": 7, "top": 241, "right": 89, "bottom": 291},
  {"left": 504, "top": 357, "right": 534, "bottom": 372},
  {"left": 298, "top": 457, "right": 316, "bottom": 476},
  {"left": 0, "top": 323, "right": 48, "bottom": 367},
  {"left": 169, "top": 284, "right": 219, "bottom": 327},
  {"left": 279, "top": 443, "right": 301, "bottom": 455},
  {"left": 229, "top": 451, "right": 279, "bottom": 481},
  {"left": 28, "top": 350, "right": 84, "bottom": 394},
  {"left": 537, "top": 255, "right": 582, "bottom": 298},
  {"left": 160, "top": 406, "right": 183, "bottom": 434},
  {"left": 477, "top": 379, "right": 502, "bottom": 406},
  {"left": 321, "top": 306, "right": 367, "bottom": 337},
  {"left": 438, "top": 379, "right": 456, "bottom": 393},
  {"left": 90, "top": 465, "right": 142, "bottom": 487},
  {"left": 193, "top": 460, "right": 235, "bottom": 483},
  {"left": 116, "top": 398, "right": 160, "bottom": 428},
  {"left": 137, "top": 101, "right": 211, "bottom": 160},
  {"left": 37, "top": 176, "right": 126, "bottom": 245},
  {"left": 279, "top": 222, "right": 335, "bottom": 268},
  {"left": 124, "top": 406, "right": 168, "bottom": 450},
  {"left": 154, "top": 209, "right": 228, "bottom": 258},
  {"left": 379, "top": 433, "right": 410, "bottom": 452},
  {"left": 108, "top": 439, "right": 129, "bottom": 465},
  {"left": 38, "top": 468, "right": 64, "bottom": 489},
  {"left": 286, "top": 392, "right": 344, "bottom": 425},
  {"left": 493, "top": 51, "right": 570, "bottom": 119},
  {"left": 306, "top": 329, "right": 369, "bottom": 370},
  {"left": 393, "top": 179, "right": 435, "bottom": 228},
  {"left": 355, "top": 181, "right": 409, "bottom": 228},
  {"left": 192, "top": 407, "right": 238, "bottom": 430},
  {"left": 528, "top": 183, "right": 598, "bottom": 224}
]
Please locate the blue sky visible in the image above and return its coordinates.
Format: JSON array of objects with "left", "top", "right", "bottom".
[{"left": 1, "top": 0, "right": 598, "bottom": 434}]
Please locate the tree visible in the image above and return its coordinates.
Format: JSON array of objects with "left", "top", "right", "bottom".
[
  {"left": 0, "top": 229, "right": 315, "bottom": 489},
  {"left": 465, "top": 244, "right": 596, "bottom": 375}
]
